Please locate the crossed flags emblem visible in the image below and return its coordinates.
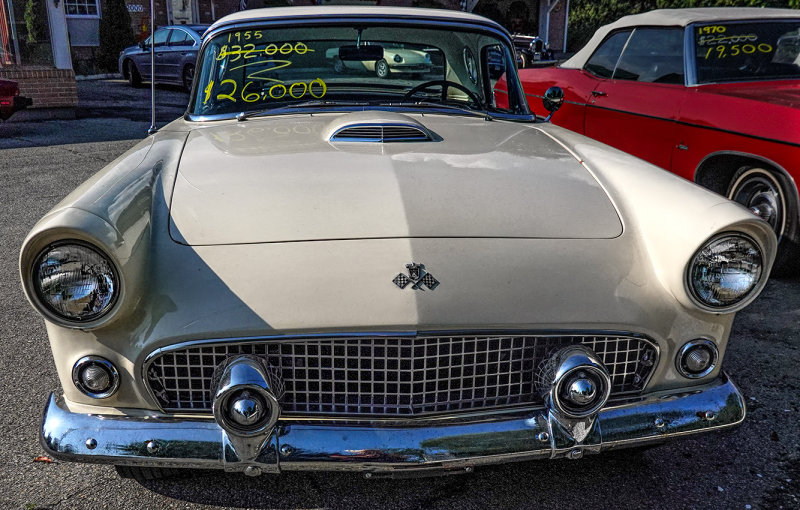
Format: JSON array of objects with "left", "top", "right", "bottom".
[{"left": 392, "top": 263, "right": 440, "bottom": 291}]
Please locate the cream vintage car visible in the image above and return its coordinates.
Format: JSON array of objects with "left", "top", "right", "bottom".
[
  {"left": 23, "top": 6, "right": 776, "bottom": 481},
  {"left": 325, "top": 42, "right": 433, "bottom": 78}
]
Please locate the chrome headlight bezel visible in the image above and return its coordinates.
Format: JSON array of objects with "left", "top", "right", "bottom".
[
  {"left": 29, "top": 240, "right": 120, "bottom": 325},
  {"left": 686, "top": 232, "right": 765, "bottom": 313}
]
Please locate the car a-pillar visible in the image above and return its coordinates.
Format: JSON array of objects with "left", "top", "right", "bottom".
[{"left": 695, "top": 153, "right": 799, "bottom": 276}]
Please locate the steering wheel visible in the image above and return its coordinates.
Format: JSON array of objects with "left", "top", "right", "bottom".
[{"left": 401, "top": 80, "right": 484, "bottom": 110}]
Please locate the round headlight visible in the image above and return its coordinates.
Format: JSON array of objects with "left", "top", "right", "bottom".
[
  {"left": 32, "top": 242, "right": 118, "bottom": 321},
  {"left": 688, "top": 233, "right": 763, "bottom": 309}
]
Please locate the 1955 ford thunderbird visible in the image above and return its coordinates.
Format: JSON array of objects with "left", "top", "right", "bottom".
[{"left": 20, "top": 6, "right": 776, "bottom": 480}]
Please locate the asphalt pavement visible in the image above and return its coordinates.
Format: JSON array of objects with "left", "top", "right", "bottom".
[{"left": 0, "top": 80, "right": 798, "bottom": 510}]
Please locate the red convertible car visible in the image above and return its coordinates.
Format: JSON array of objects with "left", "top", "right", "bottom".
[
  {"left": 0, "top": 78, "right": 32, "bottom": 121},
  {"left": 518, "top": 8, "right": 800, "bottom": 274}
]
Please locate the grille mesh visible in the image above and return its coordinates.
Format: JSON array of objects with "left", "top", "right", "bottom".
[{"left": 146, "top": 334, "right": 657, "bottom": 416}]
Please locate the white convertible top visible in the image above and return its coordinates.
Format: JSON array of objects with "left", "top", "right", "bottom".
[
  {"left": 209, "top": 6, "right": 500, "bottom": 32},
  {"left": 562, "top": 7, "right": 800, "bottom": 69}
]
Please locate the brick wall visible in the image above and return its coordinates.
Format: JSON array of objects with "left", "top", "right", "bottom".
[{"left": 0, "top": 68, "right": 78, "bottom": 109}]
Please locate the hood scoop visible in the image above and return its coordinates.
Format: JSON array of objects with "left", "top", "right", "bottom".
[{"left": 326, "top": 112, "right": 434, "bottom": 143}]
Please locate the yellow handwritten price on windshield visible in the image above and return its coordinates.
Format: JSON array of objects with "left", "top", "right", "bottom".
[
  {"left": 227, "top": 30, "right": 263, "bottom": 42},
  {"left": 698, "top": 25, "right": 726, "bottom": 35},
  {"left": 703, "top": 43, "right": 773, "bottom": 59},
  {"left": 217, "top": 42, "right": 314, "bottom": 61},
  {"left": 206, "top": 78, "right": 327, "bottom": 104}
]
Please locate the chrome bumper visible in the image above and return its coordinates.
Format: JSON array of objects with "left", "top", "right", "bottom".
[{"left": 41, "top": 375, "right": 745, "bottom": 476}]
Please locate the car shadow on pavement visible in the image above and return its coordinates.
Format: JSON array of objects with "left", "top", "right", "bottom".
[{"left": 132, "top": 447, "right": 686, "bottom": 509}]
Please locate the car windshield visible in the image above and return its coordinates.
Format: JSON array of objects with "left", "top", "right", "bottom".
[
  {"left": 189, "top": 23, "right": 528, "bottom": 118},
  {"left": 695, "top": 20, "right": 800, "bottom": 83}
]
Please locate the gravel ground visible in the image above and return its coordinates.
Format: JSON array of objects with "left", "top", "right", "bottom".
[{"left": 0, "top": 80, "right": 797, "bottom": 510}]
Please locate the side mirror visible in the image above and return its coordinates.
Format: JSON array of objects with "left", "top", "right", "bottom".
[
  {"left": 139, "top": 41, "right": 147, "bottom": 50},
  {"left": 542, "top": 86, "right": 564, "bottom": 121}
]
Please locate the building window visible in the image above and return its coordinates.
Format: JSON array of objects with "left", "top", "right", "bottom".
[
  {"left": 1, "top": 0, "right": 54, "bottom": 66},
  {"left": 64, "top": 0, "right": 99, "bottom": 16}
]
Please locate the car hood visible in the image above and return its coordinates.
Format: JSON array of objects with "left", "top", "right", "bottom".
[{"left": 169, "top": 111, "right": 622, "bottom": 245}]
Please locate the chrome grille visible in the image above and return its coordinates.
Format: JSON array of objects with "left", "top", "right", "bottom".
[{"left": 145, "top": 333, "right": 657, "bottom": 416}]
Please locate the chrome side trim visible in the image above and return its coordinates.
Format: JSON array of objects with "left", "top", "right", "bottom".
[
  {"left": 140, "top": 330, "right": 661, "bottom": 416},
  {"left": 40, "top": 373, "right": 745, "bottom": 474}
]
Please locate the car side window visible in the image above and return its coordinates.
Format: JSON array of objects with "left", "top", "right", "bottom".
[
  {"left": 153, "top": 29, "right": 169, "bottom": 48},
  {"left": 585, "top": 31, "right": 631, "bottom": 78},
  {"left": 169, "top": 30, "right": 192, "bottom": 47},
  {"left": 614, "top": 28, "right": 685, "bottom": 84}
]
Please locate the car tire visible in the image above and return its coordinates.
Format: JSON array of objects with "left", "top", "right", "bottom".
[
  {"left": 727, "top": 166, "right": 800, "bottom": 276},
  {"left": 182, "top": 64, "right": 195, "bottom": 92},
  {"left": 115, "top": 465, "right": 191, "bottom": 483},
  {"left": 375, "top": 59, "right": 390, "bottom": 79},
  {"left": 333, "top": 57, "right": 345, "bottom": 74},
  {"left": 126, "top": 60, "right": 142, "bottom": 88}
]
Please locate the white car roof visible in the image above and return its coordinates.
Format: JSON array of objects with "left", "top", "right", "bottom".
[
  {"left": 562, "top": 7, "right": 800, "bottom": 69},
  {"left": 209, "top": 6, "right": 502, "bottom": 32}
]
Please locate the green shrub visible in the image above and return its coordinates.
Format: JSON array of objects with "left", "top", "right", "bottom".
[
  {"left": 24, "top": 0, "right": 47, "bottom": 44},
  {"left": 97, "top": 0, "right": 135, "bottom": 72}
]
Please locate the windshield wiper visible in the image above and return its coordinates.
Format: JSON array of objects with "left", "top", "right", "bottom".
[{"left": 236, "top": 100, "right": 371, "bottom": 121}]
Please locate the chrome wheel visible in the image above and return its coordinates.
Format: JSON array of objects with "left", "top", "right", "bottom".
[
  {"left": 728, "top": 167, "right": 787, "bottom": 239},
  {"left": 375, "top": 59, "right": 389, "bottom": 79}
]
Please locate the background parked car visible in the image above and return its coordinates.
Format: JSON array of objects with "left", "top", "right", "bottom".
[
  {"left": 517, "top": 8, "right": 800, "bottom": 274},
  {"left": 0, "top": 79, "right": 32, "bottom": 121},
  {"left": 119, "top": 25, "right": 209, "bottom": 91},
  {"left": 326, "top": 42, "right": 432, "bottom": 78},
  {"left": 512, "top": 34, "right": 556, "bottom": 68}
]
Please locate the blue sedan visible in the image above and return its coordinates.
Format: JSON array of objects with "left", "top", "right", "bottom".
[{"left": 119, "top": 25, "right": 209, "bottom": 91}]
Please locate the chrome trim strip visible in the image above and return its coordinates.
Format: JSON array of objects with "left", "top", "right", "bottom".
[
  {"left": 140, "top": 330, "right": 661, "bottom": 416},
  {"left": 40, "top": 373, "right": 745, "bottom": 473}
]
